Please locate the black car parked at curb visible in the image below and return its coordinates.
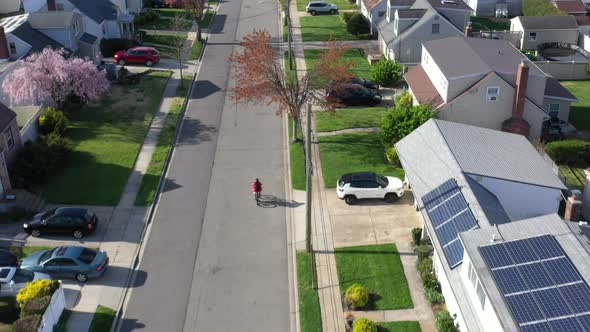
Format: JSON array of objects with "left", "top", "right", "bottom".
[{"left": 23, "top": 207, "right": 98, "bottom": 239}]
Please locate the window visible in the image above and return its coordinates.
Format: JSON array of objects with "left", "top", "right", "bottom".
[
  {"left": 5, "top": 128, "right": 14, "bottom": 149},
  {"left": 468, "top": 262, "right": 477, "bottom": 287},
  {"left": 486, "top": 87, "right": 499, "bottom": 101},
  {"left": 432, "top": 23, "right": 440, "bottom": 34},
  {"left": 8, "top": 42, "right": 16, "bottom": 55},
  {"left": 549, "top": 103, "right": 559, "bottom": 118},
  {"left": 476, "top": 281, "right": 486, "bottom": 309},
  {"left": 529, "top": 32, "right": 537, "bottom": 41}
]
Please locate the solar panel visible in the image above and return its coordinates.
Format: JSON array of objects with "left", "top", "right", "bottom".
[
  {"left": 480, "top": 235, "right": 590, "bottom": 332},
  {"left": 421, "top": 179, "right": 478, "bottom": 268}
]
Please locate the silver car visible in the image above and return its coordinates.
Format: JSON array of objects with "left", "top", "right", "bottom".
[
  {"left": 0, "top": 267, "right": 51, "bottom": 297},
  {"left": 306, "top": 1, "right": 338, "bottom": 15}
]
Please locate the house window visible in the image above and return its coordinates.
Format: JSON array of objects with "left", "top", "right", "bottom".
[
  {"left": 468, "top": 262, "right": 477, "bottom": 287},
  {"left": 476, "top": 280, "right": 486, "bottom": 309},
  {"left": 549, "top": 103, "right": 560, "bottom": 118},
  {"left": 432, "top": 23, "right": 440, "bottom": 34},
  {"left": 6, "top": 129, "right": 14, "bottom": 150},
  {"left": 529, "top": 32, "right": 537, "bottom": 41},
  {"left": 8, "top": 42, "right": 16, "bottom": 55},
  {"left": 486, "top": 87, "right": 499, "bottom": 101}
]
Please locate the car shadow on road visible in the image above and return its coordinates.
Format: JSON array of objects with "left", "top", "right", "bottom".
[
  {"left": 119, "top": 318, "right": 147, "bottom": 331},
  {"left": 257, "top": 195, "right": 303, "bottom": 208}
]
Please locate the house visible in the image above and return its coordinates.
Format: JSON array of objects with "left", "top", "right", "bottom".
[
  {"left": 0, "top": 0, "right": 22, "bottom": 14},
  {"left": 395, "top": 118, "right": 568, "bottom": 331},
  {"left": 553, "top": 0, "right": 587, "bottom": 15},
  {"left": 0, "top": 103, "right": 23, "bottom": 197},
  {"left": 359, "top": 0, "right": 389, "bottom": 33},
  {"left": 510, "top": 15, "right": 579, "bottom": 50},
  {"left": 466, "top": 0, "right": 521, "bottom": 17},
  {"left": 375, "top": 0, "right": 472, "bottom": 63},
  {"left": 403, "top": 36, "right": 578, "bottom": 140}
]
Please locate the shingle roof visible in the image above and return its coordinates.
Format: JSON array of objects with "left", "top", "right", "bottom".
[
  {"left": 363, "top": 0, "right": 385, "bottom": 10},
  {"left": 397, "top": 8, "right": 427, "bottom": 18},
  {"left": 544, "top": 77, "right": 578, "bottom": 101},
  {"left": 1, "top": 14, "right": 69, "bottom": 54},
  {"left": 0, "top": 102, "right": 16, "bottom": 130},
  {"left": 404, "top": 64, "right": 444, "bottom": 107},
  {"left": 79, "top": 33, "right": 98, "bottom": 45},
  {"left": 28, "top": 11, "right": 76, "bottom": 28},
  {"left": 389, "top": 0, "right": 416, "bottom": 6},
  {"left": 554, "top": 0, "right": 587, "bottom": 13},
  {"left": 516, "top": 15, "right": 578, "bottom": 30},
  {"left": 69, "top": 0, "right": 118, "bottom": 24},
  {"left": 425, "top": 0, "right": 472, "bottom": 10}
]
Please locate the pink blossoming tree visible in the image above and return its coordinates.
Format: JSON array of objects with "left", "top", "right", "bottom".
[{"left": 2, "top": 48, "right": 110, "bottom": 108}]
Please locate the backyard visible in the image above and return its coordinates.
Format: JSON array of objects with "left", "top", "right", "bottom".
[
  {"left": 304, "top": 48, "right": 372, "bottom": 80},
  {"left": 560, "top": 80, "right": 590, "bottom": 130},
  {"left": 300, "top": 15, "right": 360, "bottom": 42},
  {"left": 469, "top": 16, "right": 509, "bottom": 32},
  {"left": 523, "top": 0, "right": 564, "bottom": 16},
  {"left": 315, "top": 107, "right": 386, "bottom": 132},
  {"left": 44, "top": 71, "right": 172, "bottom": 205}
]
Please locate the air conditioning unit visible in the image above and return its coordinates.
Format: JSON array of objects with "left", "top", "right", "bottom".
[{"left": 489, "top": 96, "right": 497, "bottom": 101}]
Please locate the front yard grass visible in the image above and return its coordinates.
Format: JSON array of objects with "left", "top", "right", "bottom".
[
  {"left": 152, "top": 8, "right": 192, "bottom": 19},
  {"left": 559, "top": 81, "right": 590, "bottom": 130},
  {"left": 189, "top": 40, "right": 204, "bottom": 60},
  {"left": 135, "top": 75, "right": 192, "bottom": 206},
  {"left": 319, "top": 132, "right": 404, "bottom": 188},
  {"left": 89, "top": 305, "right": 116, "bottom": 332},
  {"left": 202, "top": 10, "right": 216, "bottom": 28},
  {"left": 469, "top": 16, "right": 509, "bottom": 32},
  {"left": 297, "top": 252, "right": 322, "bottom": 332},
  {"left": 289, "top": 118, "right": 306, "bottom": 191},
  {"left": 300, "top": 15, "right": 359, "bottom": 42},
  {"left": 44, "top": 71, "right": 171, "bottom": 205},
  {"left": 304, "top": 48, "right": 372, "bottom": 79},
  {"left": 142, "top": 32, "right": 187, "bottom": 59},
  {"left": 378, "top": 321, "right": 421, "bottom": 332},
  {"left": 315, "top": 107, "right": 386, "bottom": 132},
  {"left": 523, "top": 0, "right": 564, "bottom": 16},
  {"left": 297, "top": 0, "right": 357, "bottom": 11},
  {"left": 335, "top": 243, "right": 413, "bottom": 310}
]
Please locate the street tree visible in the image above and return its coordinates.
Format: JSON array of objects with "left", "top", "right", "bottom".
[
  {"left": 2, "top": 48, "right": 110, "bottom": 108},
  {"left": 180, "top": 0, "right": 207, "bottom": 42},
  {"left": 170, "top": 14, "right": 190, "bottom": 85},
  {"left": 230, "top": 29, "right": 353, "bottom": 141}
]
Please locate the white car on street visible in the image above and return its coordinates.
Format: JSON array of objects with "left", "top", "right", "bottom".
[
  {"left": 0, "top": 267, "right": 51, "bottom": 297},
  {"left": 337, "top": 172, "right": 404, "bottom": 205}
]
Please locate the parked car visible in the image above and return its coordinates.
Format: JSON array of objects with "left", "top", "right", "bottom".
[
  {"left": 336, "top": 172, "right": 404, "bottom": 205},
  {"left": 114, "top": 47, "right": 160, "bottom": 66},
  {"left": 306, "top": 1, "right": 338, "bottom": 15},
  {"left": 326, "top": 83, "right": 382, "bottom": 106},
  {"left": 328, "top": 77, "right": 380, "bottom": 91},
  {"left": 23, "top": 207, "right": 98, "bottom": 239},
  {"left": 0, "top": 249, "right": 18, "bottom": 267},
  {"left": 20, "top": 246, "right": 109, "bottom": 283},
  {"left": 0, "top": 267, "right": 51, "bottom": 297}
]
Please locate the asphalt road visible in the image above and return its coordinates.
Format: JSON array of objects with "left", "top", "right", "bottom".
[{"left": 119, "top": 0, "right": 289, "bottom": 331}]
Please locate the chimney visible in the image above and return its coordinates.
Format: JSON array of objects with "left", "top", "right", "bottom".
[
  {"left": 502, "top": 60, "right": 530, "bottom": 137},
  {"left": 47, "top": 0, "right": 56, "bottom": 11},
  {"left": 0, "top": 27, "right": 9, "bottom": 63},
  {"left": 465, "top": 22, "right": 473, "bottom": 37}
]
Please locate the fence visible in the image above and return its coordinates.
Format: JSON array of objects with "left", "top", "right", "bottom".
[
  {"left": 38, "top": 283, "right": 66, "bottom": 332},
  {"left": 538, "top": 148, "right": 582, "bottom": 191},
  {"left": 533, "top": 61, "right": 590, "bottom": 80}
]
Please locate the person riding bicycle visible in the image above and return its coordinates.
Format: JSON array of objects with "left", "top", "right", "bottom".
[{"left": 252, "top": 178, "right": 263, "bottom": 200}]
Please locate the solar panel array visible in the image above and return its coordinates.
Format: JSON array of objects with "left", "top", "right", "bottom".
[
  {"left": 422, "top": 179, "right": 479, "bottom": 268},
  {"left": 480, "top": 235, "right": 590, "bottom": 332}
]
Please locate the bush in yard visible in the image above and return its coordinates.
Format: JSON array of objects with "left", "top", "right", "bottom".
[
  {"left": 38, "top": 107, "right": 68, "bottom": 136},
  {"left": 411, "top": 227, "right": 422, "bottom": 246},
  {"left": 20, "top": 295, "right": 51, "bottom": 318},
  {"left": 426, "top": 287, "right": 445, "bottom": 304},
  {"left": 353, "top": 317, "right": 377, "bottom": 332},
  {"left": 340, "top": 12, "right": 355, "bottom": 23},
  {"left": 345, "top": 284, "right": 369, "bottom": 309},
  {"left": 100, "top": 38, "right": 137, "bottom": 57},
  {"left": 544, "top": 139, "right": 589, "bottom": 165},
  {"left": 414, "top": 244, "right": 433, "bottom": 261},
  {"left": 16, "top": 280, "right": 59, "bottom": 308},
  {"left": 14, "top": 314, "right": 42, "bottom": 332},
  {"left": 395, "top": 90, "right": 413, "bottom": 108},
  {"left": 422, "top": 271, "right": 439, "bottom": 290},
  {"left": 371, "top": 58, "right": 403, "bottom": 86},
  {"left": 417, "top": 257, "right": 433, "bottom": 275},
  {"left": 346, "top": 13, "right": 371, "bottom": 36},
  {"left": 380, "top": 104, "right": 436, "bottom": 147},
  {"left": 436, "top": 310, "right": 458, "bottom": 332},
  {"left": 385, "top": 146, "right": 400, "bottom": 166}
]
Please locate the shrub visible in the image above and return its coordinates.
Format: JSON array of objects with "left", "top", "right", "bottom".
[
  {"left": 426, "top": 287, "right": 445, "bottom": 304},
  {"left": 422, "top": 271, "right": 439, "bottom": 290},
  {"left": 340, "top": 11, "right": 355, "bottom": 23},
  {"left": 435, "top": 310, "right": 457, "bottom": 332},
  {"left": 353, "top": 317, "right": 377, "bottom": 332},
  {"left": 16, "top": 279, "right": 59, "bottom": 308},
  {"left": 20, "top": 295, "right": 51, "bottom": 318},
  {"left": 380, "top": 104, "right": 436, "bottom": 147},
  {"left": 134, "top": 11, "right": 160, "bottom": 25},
  {"left": 345, "top": 284, "right": 369, "bottom": 309},
  {"left": 38, "top": 107, "right": 69, "bottom": 136},
  {"left": 544, "top": 139, "right": 589, "bottom": 165},
  {"left": 14, "top": 314, "right": 42, "bottom": 332},
  {"left": 411, "top": 227, "right": 422, "bottom": 246},
  {"left": 100, "top": 38, "right": 137, "bottom": 57},
  {"left": 417, "top": 257, "right": 432, "bottom": 275},
  {"left": 371, "top": 59, "right": 403, "bottom": 86},
  {"left": 414, "top": 244, "right": 433, "bottom": 261},
  {"left": 385, "top": 146, "right": 399, "bottom": 166},
  {"left": 395, "top": 90, "right": 413, "bottom": 108},
  {"left": 347, "top": 13, "right": 370, "bottom": 36},
  {"left": 587, "top": 60, "right": 590, "bottom": 74}
]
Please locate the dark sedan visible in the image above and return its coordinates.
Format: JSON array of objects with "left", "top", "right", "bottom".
[
  {"left": 326, "top": 83, "right": 382, "bottom": 106},
  {"left": 23, "top": 207, "right": 98, "bottom": 239}
]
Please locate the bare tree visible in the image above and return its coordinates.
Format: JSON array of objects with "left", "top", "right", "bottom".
[
  {"left": 170, "top": 14, "right": 190, "bottom": 85},
  {"left": 181, "top": 0, "right": 207, "bottom": 42}
]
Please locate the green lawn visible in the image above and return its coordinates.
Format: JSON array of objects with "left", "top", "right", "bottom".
[
  {"left": 136, "top": 76, "right": 192, "bottom": 206},
  {"left": 523, "top": 0, "right": 564, "bottom": 16},
  {"left": 378, "top": 321, "right": 421, "bottom": 332},
  {"left": 300, "top": 15, "right": 358, "bottom": 42},
  {"left": 189, "top": 40, "right": 204, "bottom": 60},
  {"left": 559, "top": 165, "right": 586, "bottom": 190},
  {"left": 284, "top": 51, "right": 297, "bottom": 84},
  {"left": 153, "top": 8, "right": 192, "bottom": 19},
  {"left": 89, "top": 305, "right": 116, "bottom": 332},
  {"left": 319, "top": 132, "right": 404, "bottom": 187},
  {"left": 202, "top": 11, "right": 216, "bottom": 28},
  {"left": 469, "top": 16, "right": 509, "bottom": 32},
  {"left": 142, "top": 32, "right": 187, "bottom": 59},
  {"left": 335, "top": 243, "right": 413, "bottom": 310},
  {"left": 304, "top": 48, "right": 372, "bottom": 80},
  {"left": 315, "top": 107, "right": 386, "bottom": 132},
  {"left": 3, "top": 246, "right": 53, "bottom": 259},
  {"left": 137, "top": 18, "right": 192, "bottom": 31},
  {"left": 560, "top": 81, "right": 590, "bottom": 130},
  {"left": 289, "top": 118, "right": 306, "bottom": 191},
  {"left": 297, "top": 0, "right": 357, "bottom": 10},
  {"left": 44, "top": 71, "right": 171, "bottom": 205},
  {"left": 297, "top": 252, "right": 322, "bottom": 332},
  {"left": 54, "top": 309, "right": 72, "bottom": 332}
]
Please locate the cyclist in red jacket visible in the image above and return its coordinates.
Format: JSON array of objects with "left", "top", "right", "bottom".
[{"left": 252, "top": 178, "right": 263, "bottom": 201}]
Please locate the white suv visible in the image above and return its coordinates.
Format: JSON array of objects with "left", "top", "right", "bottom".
[
  {"left": 336, "top": 172, "right": 404, "bottom": 205},
  {"left": 306, "top": 1, "right": 339, "bottom": 15}
]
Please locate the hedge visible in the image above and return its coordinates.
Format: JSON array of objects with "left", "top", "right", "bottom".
[{"left": 544, "top": 139, "right": 589, "bottom": 165}]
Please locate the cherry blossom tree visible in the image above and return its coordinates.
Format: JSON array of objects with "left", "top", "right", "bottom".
[{"left": 2, "top": 48, "right": 110, "bottom": 108}]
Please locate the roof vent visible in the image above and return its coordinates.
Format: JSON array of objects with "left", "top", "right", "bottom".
[
  {"left": 441, "top": 0, "right": 458, "bottom": 5},
  {"left": 490, "top": 234, "right": 497, "bottom": 243}
]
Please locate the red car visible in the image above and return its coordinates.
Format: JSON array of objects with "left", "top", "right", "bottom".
[{"left": 114, "top": 47, "right": 160, "bottom": 66}]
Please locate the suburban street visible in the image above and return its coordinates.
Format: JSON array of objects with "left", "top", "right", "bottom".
[{"left": 119, "top": 0, "right": 288, "bottom": 331}]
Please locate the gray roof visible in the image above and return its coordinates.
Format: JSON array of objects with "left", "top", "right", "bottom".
[
  {"left": 0, "top": 102, "right": 16, "bottom": 130},
  {"left": 425, "top": 0, "right": 472, "bottom": 10},
  {"left": 460, "top": 214, "right": 590, "bottom": 332},
  {"left": 435, "top": 120, "right": 566, "bottom": 189},
  {"left": 28, "top": 11, "right": 76, "bottom": 28},
  {"left": 397, "top": 9, "right": 427, "bottom": 18},
  {"left": 515, "top": 15, "right": 578, "bottom": 30},
  {"left": 11, "top": 20, "right": 69, "bottom": 54},
  {"left": 544, "top": 76, "right": 578, "bottom": 101},
  {"left": 464, "top": 177, "right": 511, "bottom": 225},
  {"left": 69, "top": 0, "right": 118, "bottom": 24},
  {"left": 389, "top": 0, "right": 416, "bottom": 6},
  {"left": 79, "top": 33, "right": 98, "bottom": 45}
]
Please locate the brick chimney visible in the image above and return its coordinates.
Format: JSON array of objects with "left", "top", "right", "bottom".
[
  {"left": 502, "top": 60, "right": 530, "bottom": 137},
  {"left": 47, "top": 0, "right": 56, "bottom": 11},
  {"left": 0, "top": 27, "right": 9, "bottom": 63},
  {"left": 465, "top": 22, "right": 473, "bottom": 37}
]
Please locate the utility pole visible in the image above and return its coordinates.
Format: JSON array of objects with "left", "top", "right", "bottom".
[
  {"left": 305, "top": 103, "right": 312, "bottom": 253},
  {"left": 287, "top": 0, "right": 293, "bottom": 70}
]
